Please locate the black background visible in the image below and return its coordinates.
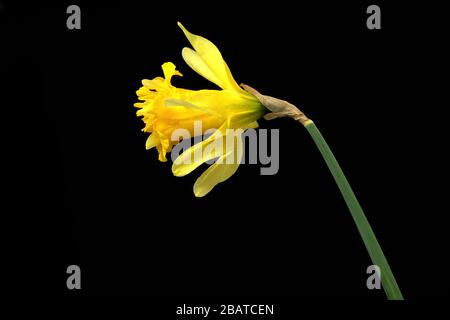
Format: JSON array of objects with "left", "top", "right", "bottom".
[{"left": 1, "top": 0, "right": 447, "bottom": 309}]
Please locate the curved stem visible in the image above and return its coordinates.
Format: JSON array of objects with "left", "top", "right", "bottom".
[
  {"left": 304, "top": 121, "right": 403, "bottom": 300},
  {"left": 240, "top": 83, "right": 403, "bottom": 299}
]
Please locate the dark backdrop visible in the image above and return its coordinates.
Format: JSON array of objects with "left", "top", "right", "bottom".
[{"left": 1, "top": 0, "right": 447, "bottom": 306}]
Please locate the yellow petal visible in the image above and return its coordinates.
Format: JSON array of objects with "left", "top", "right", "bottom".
[
  {"left": 193, "top": 131, "right": 243, "bottom": 197},
  {"left": 156, "top": 145, "right": 167, "bottom": 162},
  {"left": 161, "top": 62, "right": 182, "bottom": 84},
  {"left": 136, "top": 86, "right": 155, "bottom": 100},
  {"left": 226, "top": 109, "right": 264, "bottom": 129},
  {"left": 172, "top": 124, "right": 226, "bottom": 177},
  {"left": 182, "top": 47, "right": 226, "bottom": 89},
  {"left": 246, "top": 121, "right": 259, "bottom": 129},
  {"left": 178, "top": 22, "right": 241, "bottom": 92},
  {"left": 145, "top": 133, "right": 158, "bottom": 150},
  {"left": 164, "top": 97, "right": 211, "bottom": 113},
  {"left": 142, "top": 77, "right": 166, "bottom": 91}
]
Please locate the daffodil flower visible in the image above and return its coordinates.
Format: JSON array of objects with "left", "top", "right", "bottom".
[
  {"left": 134, "top": 23, "right": 403, "bottom": 300},
  {"left": 134, "top": 23, "right": 265, "bottom": 197}
]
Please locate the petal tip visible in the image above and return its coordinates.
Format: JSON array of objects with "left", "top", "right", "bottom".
[
  {"left": 177, "top": 22, "right": 191, "bottom": 37},
  {"left": 193, "top": 187, "right": 206, "bottom": 198},
  {"left": 177, "top": 22, "right": 186, "bottom": 33},
  {"left": 171, "top": 163, "right": 186, "bottom": 177}
]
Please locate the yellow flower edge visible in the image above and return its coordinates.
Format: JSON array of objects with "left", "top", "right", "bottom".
[{"left": 134, "top": 23, "right": 266, "bottom": 197}]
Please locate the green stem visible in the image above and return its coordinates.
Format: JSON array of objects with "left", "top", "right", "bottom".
[{"left": 304, "top": 120, "right": 403, "bottom": 300}]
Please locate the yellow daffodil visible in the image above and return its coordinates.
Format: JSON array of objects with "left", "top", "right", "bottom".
[
  {"left": 134, "top": 22, "right": 266, "bottom": 197},
  {"left": 132, "top": 22, "right": 404, "bottom": 300}
]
